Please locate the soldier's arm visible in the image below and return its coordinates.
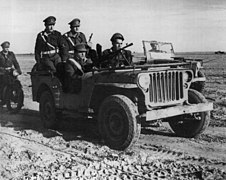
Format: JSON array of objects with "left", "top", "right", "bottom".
[
  {"left": 80, "top": 33, "right": 87, "bottom": 44},
  {"left": 11, "top": 52, "right": 22, "bottom": 74},
  {"left": 34, "top": 34, "right": 42, "bottom": 63},
  {"left": 58, "top": 34, "right": 68, "bottom": 62},
  {"left": 126, "top": 50, "right": 133, "bottom": 65}
]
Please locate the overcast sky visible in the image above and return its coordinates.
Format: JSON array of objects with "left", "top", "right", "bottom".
[{"left": 0, "top": 0, "right": 226, "bottom": 53}]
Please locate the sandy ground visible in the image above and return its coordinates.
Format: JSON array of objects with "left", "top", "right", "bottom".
[{"left": 0, "top": 54, "right": 226, "bottom": 180}]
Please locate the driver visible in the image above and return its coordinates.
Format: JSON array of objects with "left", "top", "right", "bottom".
[
  {"left": 101, "top": 33, "right": 132, "bottom": 68},
  {"left": 63, "top": 43, "right": 93, "bottom": 93}
]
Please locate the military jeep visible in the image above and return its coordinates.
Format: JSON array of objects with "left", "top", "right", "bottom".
[
  {"left": 142, "top": 40, "right": 206, "bottom": 92},
  {"left": 30, "top": 43, "right": 212, "bottom": 150}
]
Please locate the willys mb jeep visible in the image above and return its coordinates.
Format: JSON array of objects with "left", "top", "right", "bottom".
[
  {"left": 30, "top": 42, "right": 213, "bottom": 150},
  {"left": 143, "top": 40, "right": 206, "bottom": 92}
]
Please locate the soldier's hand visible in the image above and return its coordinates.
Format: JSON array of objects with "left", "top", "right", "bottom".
[{"left": 87, "top": 42, "right": 93, "bottom": 49}]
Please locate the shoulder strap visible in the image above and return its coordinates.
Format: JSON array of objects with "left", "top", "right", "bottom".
[
  {"left": 68, "top": 58, "right": 84, "bottom": 74},
  {"left": 40, "top": 32, "right": 56, "bottom": 50},
  {"left": 65, "top": 33, "right": 75, "bottom": 47}
]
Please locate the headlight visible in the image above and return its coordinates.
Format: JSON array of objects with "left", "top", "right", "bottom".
[
  {"left": 138, "top": 74, "right": 150, "bottom": 90},
  {"left": 183, "top": 72, "right": 189, "bottom": 82},
  {"left": 183, "top": 71, "right": 192, "bottom": 82}
]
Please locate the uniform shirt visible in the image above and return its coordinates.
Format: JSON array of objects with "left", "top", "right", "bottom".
[
  {"left": 63, "top": 55, "right": 92, "bottom": 93},
  {"left": 102, "top": 48, "right": 132, "bottom": 68},
  {"left": 63, "top": 31, "right": 87, "bottom": 60},
  {"left": 0, "top": 51, "right": 21, "bottom": 74},
  {"left": 34, "top": 30, "right": 66, "bottom": 63}
]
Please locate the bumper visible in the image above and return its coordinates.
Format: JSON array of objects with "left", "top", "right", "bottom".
[
  {"left": 192, "top": 77, "right": 206, "bottom": 82},
  {"left": 140, "top": 102, "right": 213, "bottom": 121}
]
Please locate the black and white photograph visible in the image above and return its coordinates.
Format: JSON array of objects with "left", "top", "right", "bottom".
[{"left": 0, "top": 0, "right": 225, "bottom": 179}]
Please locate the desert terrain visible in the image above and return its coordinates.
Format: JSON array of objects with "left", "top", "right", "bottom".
[{"left": 0, "top": 53, "right": 226, "bottom": 180}]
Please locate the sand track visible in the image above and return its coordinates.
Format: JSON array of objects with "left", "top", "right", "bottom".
[{"left": 0, "top": 106, "right": 225, "bottom": 180}]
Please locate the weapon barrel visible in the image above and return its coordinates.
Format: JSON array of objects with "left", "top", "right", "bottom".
[{"left": 89, "top": 33, "right": 93, "bottom": 42}]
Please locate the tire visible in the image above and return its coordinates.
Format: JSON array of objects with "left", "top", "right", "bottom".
[
  {"left": 169, "top": 89, "right": 210, "bottom": 138},
  {"left": 98, "top": 95, "right": 141, "bottom": 150},
  {"left": 190, "top": 71, "right": 206, "bottom": 93},
  {"left": 40, "top": 91, "right": 57, "bottom": 129},
  {"left": 6, "top": 86, "right": 24, "bottom": 113}
]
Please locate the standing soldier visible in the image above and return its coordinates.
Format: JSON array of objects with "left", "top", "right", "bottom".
[
  {"left": 63, "top": 18, "right": 87, "bottom": 60},
  {"left": 34, "top": 16, "right": 66, "bottom": 72}
]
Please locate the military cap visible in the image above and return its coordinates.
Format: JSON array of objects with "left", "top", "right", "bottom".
[
  {"left": 74, "top": 43, "right": 87, "bottom": 52},
  {"left": 43, "top": 16, "right": 56, "bottom": 25},
  {"left": 69, "top": 18, "right": 80, "bottom": 27},
  {"left": 110, "top": 33, "right": 124, "bottom": 42},
  {"left": 1, "top": 41, "right": 10, "bottom": 48}
]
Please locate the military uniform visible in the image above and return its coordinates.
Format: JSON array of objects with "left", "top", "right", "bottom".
[
  {"left": 101, "top": 33, "right": 132, "bottom": 68},
  {"left": 102, "top": 48, "right": 132, "bottom": 68},
  {"left": 64, "top": 43, "right": 93, "bottom": 93},
  {"left": 63, "top": 18, "right": 87, "bottom": 60},
  {"left": 0, "top": 41, "right": 22, "bottom": 101},
  {"left": 34, "top": 16, "right": 66, "bottom": 72},
  {"left": 0, "top": 45, "right": 21, "bottom": 74}
]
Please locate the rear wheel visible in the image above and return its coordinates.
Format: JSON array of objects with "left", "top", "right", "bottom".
[
  {"left": 169, "top": 89, "right": 210, "bottom": 138},
  {"left": 6, "top": 85, "right": 24, "bottom": 113},
  {"left": 98, "top": 95, "right": 141, "bottom": 150},
  {"left": 40, "top": 91, "right": 57, "bottom": 129}
]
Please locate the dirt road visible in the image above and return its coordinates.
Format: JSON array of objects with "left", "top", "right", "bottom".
[{"left": 0, "top": 98, "right": 225, "bottom": 180}]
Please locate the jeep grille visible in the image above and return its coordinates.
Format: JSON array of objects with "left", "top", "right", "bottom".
[{"left": 149, "top": 71, "right": 184, "bottom": 106}]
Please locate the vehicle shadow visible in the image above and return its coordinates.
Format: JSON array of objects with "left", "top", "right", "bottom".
[
  {"left": 0, "top": 107, "right": 101, "bottom": 145},
  {"left": 0, "top": 106, "right": 178, "bottom": 146},
  {"left": 141, "top": 126, "right": 177, "bottom": 137}
]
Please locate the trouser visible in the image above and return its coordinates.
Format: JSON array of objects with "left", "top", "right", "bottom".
[
  {"left": 41, "top": 54, "right": 61, "bottom": 72},
  {"left": 0, "top": 75, "right": 7, "bottom": 100}
]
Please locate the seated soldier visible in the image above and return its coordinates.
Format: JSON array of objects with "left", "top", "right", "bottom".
[
  {"left": 149, "top": 42, "right": 160, "bottom": 52},
  {"left": 101, "top": 33, "right": 132, "bottom": 68},
  {"left": 64, "top": 43, "right": 93, "bottom": 93}
]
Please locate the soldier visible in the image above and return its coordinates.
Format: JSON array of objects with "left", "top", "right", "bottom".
[
  {"left": 0, "top": 41, "right": 22, "bottom": 74},
  {"left": 63, "top": 18, "right": 87, "bottom": 60},
  {"left": 0, "top": 41, "right": 22, "bottom": 103},
  {"left": 102, "top": 33, "right": 132, "bottom": 68},
  {"left": 34, "top": 16, "right": 66, "bottom": 73},
  {"left": 64, "top": 43, "right": 93, "bottom": 93}
]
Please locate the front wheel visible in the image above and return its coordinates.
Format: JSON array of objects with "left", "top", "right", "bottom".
[
  {"left": 6, "top": 85, "right": 24, "bottom": 113},
  {"left": 40, "top": 91, "right": 57, "bottom": 129},
  {"left": 169, "top": 89, "right": 210, "bottom": 138},
  {"left": 98, "top": 95, "right": 141, "bottom": 150}
]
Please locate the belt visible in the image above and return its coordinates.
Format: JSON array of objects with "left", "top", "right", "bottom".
[
  {"left": 41, "top": 49, "right": 59, "bottom": 55},
  {"left": 68, "top": 50, "right": 74, "bottom": 54}
]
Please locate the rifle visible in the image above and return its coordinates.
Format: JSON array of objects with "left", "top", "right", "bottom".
[
  {"left": 88, "top": 33, "right": 93, "bottom": 42},
  {"left": 101, "top": 43, "right": 133, "bottom": 62}
]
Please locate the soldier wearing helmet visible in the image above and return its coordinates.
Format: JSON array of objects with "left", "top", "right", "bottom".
[
  {"left": 62, "top": 18, "right": 87, "bottom": 60},
  {"left": 63, "top": 43, "right": 93, "bottom": 93},
  {"left": 34, "top": 16, "right": 66, "bottom": 72},
  {"left": 101, "top": 33, "right": 132, "bottom": 68}
]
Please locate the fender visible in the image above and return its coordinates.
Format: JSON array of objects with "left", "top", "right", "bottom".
[{"left": 95, "top": 82, "right": 137, "bottom": 89}]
